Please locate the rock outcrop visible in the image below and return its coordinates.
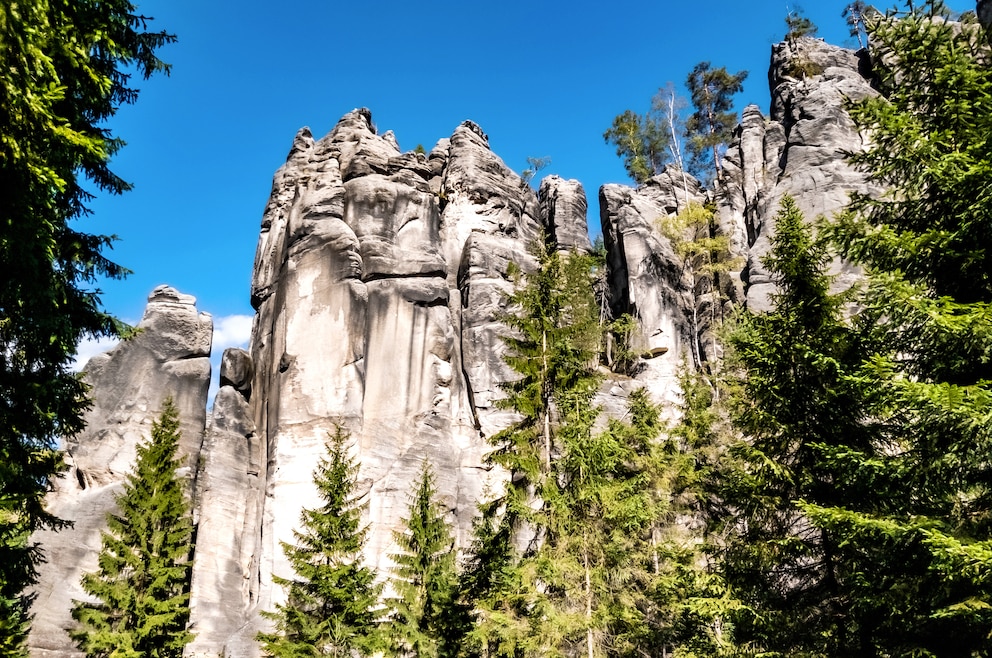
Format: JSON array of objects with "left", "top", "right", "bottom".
[
  {"left": 599, "top": 166, "right": 705, "bottom": 408},
  {"left": 224, "top": 110, "right": 554, "bottom": 656},
  {"left": 718, "top": 36, "right": 878, "bottom": 311},
  {"left": 30, "top": 33, "right": 882, "bottom": 658},
  {"left": 30, "top": 286, "right": 212, "bottom": 657},
  {"left": 186, "top": 348, "right": 258, "bottom": 658}
]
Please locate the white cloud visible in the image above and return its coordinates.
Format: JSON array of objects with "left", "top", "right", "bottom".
[
  {"left": 208, "top": 314, "right": 254, "bottom": 408},
  {"left": 72, "top": 335, "right": 121, "bottom": 371},
  {"left": 211, "top": 314, "right": 253, "bottom": 358}
]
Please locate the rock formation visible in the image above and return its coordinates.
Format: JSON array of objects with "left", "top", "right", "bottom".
[
  {"left": 30, "top": 286, "right": 212, "bottom": 657},
  {"left": 718, "top": 36, "right": 878, "bottom": 311},
  {"left": 30, "top": 34, "right": 882, "bottom": 658}
]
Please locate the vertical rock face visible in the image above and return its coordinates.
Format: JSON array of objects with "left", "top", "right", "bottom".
[
  {"left": 30, "top": 33, "right": 881, "bottom": 658},
  {"left": 186, "top": 348, "right": 258, "bottom": 658},
  {"left": 30, "top": 286, "right": 212, "bottom": 658},
  {"left": 229, "top": 109, "right": 552, "bottom": 657},
  {"left": 599, "top": 166, "right": 707, "bottom": 408},
  {"left": 718, "top": 36, "right": 878, "bottom": 311}
]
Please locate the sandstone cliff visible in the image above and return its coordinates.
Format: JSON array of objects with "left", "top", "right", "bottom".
[
  {"left": 30, "top": 286, "right": 212, "bottom": 657},
  {"left": 30, "top": 35, "right": 877, "bottom": 658}
]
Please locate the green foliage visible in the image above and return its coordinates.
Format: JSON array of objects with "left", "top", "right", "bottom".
[
  {"left": 784, "top": 56, "right": 824, "bottom": 79},
  {"left": 717, "top": 197, "right": 877, "bottom": 655},
  {"left": 784, "top": 5, "right": 818, "bottom": 41},
  {"left": 605, "top": 313, "right": 640, "bottom": 375},
  {"left": 842, "top": 1, "right": 871, "bottom": 48},
  {"left": 783, "top": 6, "right": 824, "bottom": 79},
  {"left": 258, "top": 427, "right": 384, "bottom": 658},
  {"left": 658, "top": 203, "right": 740, "bottom": 369},
  {"left": 71, "top": 399, "right": 194, "bottom": 658},
  {"left": 0, "top": 2, "right": 173, "bottom": 647},
  {"left": 461, "top": 241, "right": 683, "bottom": 657},
  {"left": 521, "top": 156, "right": 551, "bottom": 185},
  {"left": 814, "top": 3, "right": 992, "bottom": 652},
  {"left": 657, "top": 204, "right": 733, "bottom": 280},
  {"left": 685, "top": 63, "right": 747, "bottom": 183},
  {"left": 387, "top": 461, "right": 459, "bottom": 658},
  {"left": 603, "top": 109, "right": 670, "bottom": 185},
  {"left": 624, "top": 378, "right": 742, "bottom": 658},
  {"left": 605, "top": 84, "right": 693, "bottom": 189}
]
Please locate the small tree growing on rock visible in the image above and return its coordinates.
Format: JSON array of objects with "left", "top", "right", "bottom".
[
  {"left": 71, "top": 399, "right": 195, "bottom": 658},
  {"left": 685, "top": 62, "right": 747, "bottom": 183}
]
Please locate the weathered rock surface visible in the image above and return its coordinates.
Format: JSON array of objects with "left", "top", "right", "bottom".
[
  {"left": 599, "top": 166, "right": 707, "bottom": 409},
  {"left": 228, "top": 109, "right": 549, "bottom": 656},
  {"left": 30, "top": 286, "right": 211, "bottom": 657},
  {"left": 185, "top": 348, "right": 259, "bottom": 658},
  {"left": 719, "top": 36, "right": 878, "bottom": 311},
  {"left": 539, "top": 175, "right": 593, "bottom": 253},
  {"left": 30, "top": 32, "right": 881, "bottom": 658}
]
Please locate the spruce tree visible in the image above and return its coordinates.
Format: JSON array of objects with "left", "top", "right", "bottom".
[
  {"left": 258, "top": 426, "right": 383, "bottom": 658},
  {"left": 684, "top": 63, "right": 747, "bottom": 182},
  {"left": 1, "top": 4, "right": 172, "bottom": 650},
  {"left": 459, "top": 240, "right": 602, "bottom": 656},
  {"left": 650, "top": 369, "right": 742, "bottom": 658},
  {"left": 387, "top": 461, "right": 458, "bottom": 658},
  {"left": 71, "top": 399, "right": 194, "bottom": 658},
  {"left": 461, "top": 240, "right": 676, "bottom": 657},
  {"left": 716, "top": 196, "right": 873, "bottom": 655},
  {"left": 811, "top": 3, "right": 992, "bottom": 653}
]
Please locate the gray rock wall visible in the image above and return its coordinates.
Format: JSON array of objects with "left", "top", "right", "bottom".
[
  {"left": 218, "top": 109, "right": 556, "bottom": 656},
  {"left": 718, "top": 36, "right": 878, "bottom": 312},
  {"left": 30, "top": 286, "right": 212, "bottom": 658},
  {"left": 29, "top": 33, "right": 881, "bottom": 658}
]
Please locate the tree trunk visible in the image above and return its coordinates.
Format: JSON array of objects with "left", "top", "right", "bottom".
[
  {"left": 542, "top": 328, "right": 552, "bottom": 472},
  {"left": 584, "top": 541, "right": 594, "bottom": 658}
]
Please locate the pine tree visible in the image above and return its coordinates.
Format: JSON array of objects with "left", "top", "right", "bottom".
[
  {"left": 811, "top": 3, "right": 992, "bottom": 653},
  {"left": 603, "top": 109, "right": 670, "bottom": 184},
  {"left": 258, "top": 426, "right": 383, "bottom": 658},
  {"left": 649, "top": 371, "right": 742, "bottom": 657},
  {"left": 0, "top": 4, "right": 172, "bottom": 650},
  {"left": 716, "top": 196, "right": 874, "bottom": 655},
  {"left": 461, "top": 240, "right": 677, "bottom": 657},
  {"left": 387, "top": 461, "right": 458, "bottom": 658},
  {"left": 71, "top": 399, "right": 195, "bottom": 658},
  {"left": 842, "top": 1, "right": 870, "bottom": 48},
  {"left": 684, "top": 63, "right": 747, "bottom": 183},
  {"left": 460, "top": 240, "right": 603, "bottom": 656},
  {"left": 784, "top": 5, "right": 818, "bottom": 41}
]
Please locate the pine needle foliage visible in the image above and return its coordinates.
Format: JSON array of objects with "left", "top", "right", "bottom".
[
  {"left": 387, "top": 461, "right": 458, "bottom": 658},
  {"left": 812, "top": 3, "right": 992, "bottom": 652},
  {"left": 461, "top": 240, "right": 679, "bottom": 657},
  {"left": 717, "top": 196, "right": 876, "bottom": 655},
  {"left": 684, "top": 63, "right": 747, "bottom": 182},
  {"left": 0, "top": 3, "right": 173, "bottom": 650},
  {"left": 603, "top": 109, "right": 670, "bottom": 185},
  {"left": 71, "top": 399, "right": 194, "bottom": 658},
  {"left": 651, "top": 369, "right": 743, "bottom": 658},
  {"left": 460, "top": 240, "right": 603, "bottom": 656},
  {"left": 257, "top": 426, "right": 383, "bottom": 658}
]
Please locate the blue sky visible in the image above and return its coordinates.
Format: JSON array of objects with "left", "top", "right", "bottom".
[{"left": 75, "top": 0, "right": 973, "bottom": 393}]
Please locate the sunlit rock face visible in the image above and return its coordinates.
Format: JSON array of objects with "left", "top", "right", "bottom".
[
  {"left": 216, "top": 109, "right": 556, "bottom": 657},
  {"left": 29, "top": 286, "right": 212, "bottom": 658},
  {"left": 719, "top": 36, "right": 879, "bottom": 312},
  {"left": 599, "top": 166, "right": 707, "bottom": 412},
  {"left": 28, "top": 32, "right": 881, "bottom": 658},
  {"left": 185, "top": 348, "right": 257, "bottom": 658}
]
